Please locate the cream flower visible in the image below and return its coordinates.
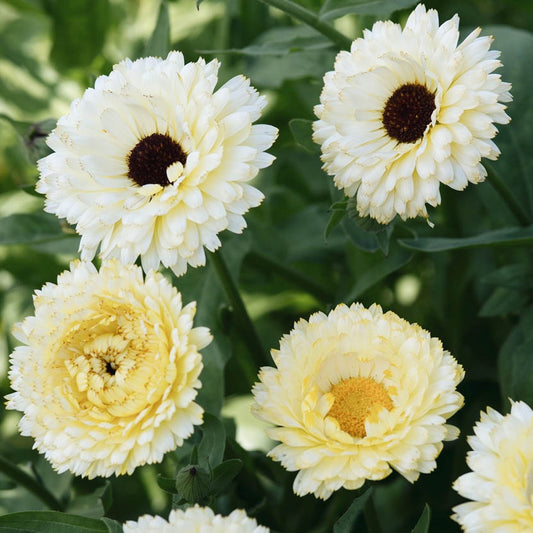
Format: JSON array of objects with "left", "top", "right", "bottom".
[
  {"left": 6, "top": 259, "right": 211, "bottom": 478},
  {"left": 252, "top": 303, "right": 464, "bottom": 500},
  {"left": 452, "top": 401, "right": 533, "bottom": 532},
  {"left": 123, "top": 505, "right": 269, "bottom": 532},
  {"left": 37, "top": 51, "right": 278, "bottom": 276},
  {"left": 313, "top": 4, "right": 511, "bottom": 224}
]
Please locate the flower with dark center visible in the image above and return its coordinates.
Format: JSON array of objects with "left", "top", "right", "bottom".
[
  {"left": 37, "top": 51, "right": 278, "bottom": 275},
  {"left": 313, "top": 4, "right": 511, "bottom": 224}
]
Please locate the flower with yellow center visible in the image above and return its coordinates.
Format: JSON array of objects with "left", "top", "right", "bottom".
[
  {"left": 452, "top": 401, "right": 533, "bottom": 532},
  {"left": 37, "top": 51, "right": 278, "bottom": 276},
  {"left": 124, "top": 505, "right": 269, "bottom": 532},
  {"left": 313, "top": 4, "right": 511, "bottom": 224},
  {"left": 252, "top": 303, "right": 464, "bottom": 499},
  {"left": 6, "top": 259, "right": 211, "bottom": 478}
]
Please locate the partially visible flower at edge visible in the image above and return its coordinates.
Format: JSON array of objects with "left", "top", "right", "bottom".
[
  {"left": 452, "top": 401, "right": 533, "bottom": 532},
  {"left": 252, "top": 302, "right": 465, "bottom": 500},
  {"left": 37, "top": 51, "right": 278, "bottom": 276},
  {"left": 313, "top": 3, "right": 512, "bottom": 224},
  {"left": 6, "top": 259, "right": 211, "bottom": 478},
  {"left": 123, "top": 505, "right": 269, "bottom": 532}
]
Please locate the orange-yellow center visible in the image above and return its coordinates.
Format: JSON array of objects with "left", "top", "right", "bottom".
[{"left": 327, "top": 376, "right": 393, "bottom": 438}]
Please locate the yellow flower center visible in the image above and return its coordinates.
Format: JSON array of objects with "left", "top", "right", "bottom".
[{"left": 327, "top": 377, "right": 393, "bottom": 438}]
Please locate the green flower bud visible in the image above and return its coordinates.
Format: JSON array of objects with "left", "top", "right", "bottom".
[{"left": 175, "top": 464, "right": 211, "bottom": 503}]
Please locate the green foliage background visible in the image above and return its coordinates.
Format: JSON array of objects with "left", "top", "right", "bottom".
[{"left": 0, "top": 0, "right": 532, "bottom": 531}]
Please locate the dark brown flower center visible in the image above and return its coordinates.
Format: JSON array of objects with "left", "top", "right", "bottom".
[
  {"left": 382, "top": 83, "right": 436, "bottom": 144},
  {"left": 105, "top": 361, "right": 116, "bottom": 375},
  {"left": 127, "top": 133, "right": 187, "bottom": 187}
]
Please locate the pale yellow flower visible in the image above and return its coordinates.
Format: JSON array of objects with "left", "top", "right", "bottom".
[
  {"left": 313, "top": 4, "right": 511, "bottom": 223},
  {"left": 452, "top": 401, "right": 533, "bottom": 532},
  {"left": 6, "top": 259, "right": 211, "bottom": 478},
  {"left": 252, "top": 303, "right": 464, "bottom": 499},
  {"left": 123, "top": 505, "right": 269, "bottom": 532}
]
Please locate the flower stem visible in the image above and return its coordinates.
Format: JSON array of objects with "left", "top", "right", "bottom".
[
  {"left": 247, "top": 250, "right": 334, "bottom": 303},
  {"left": 486, "top": 164, "right": 530, "bottom": 227},
  {"left": 208, "top": 250, "right": 268, "bottom": 371},
  {"left": 364, "top": 492, "right": 383, "bottom": 533},
  {"left": 0, "top": 455, "right": 64, "bottom": 511},
  {"left": 258, "top": 0, "right": 352, "bottom": 50}
]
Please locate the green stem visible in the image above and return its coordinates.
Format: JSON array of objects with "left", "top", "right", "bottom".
[
  {"left": 258, "top": 0, "right": 352, "bottom": 50},
  {"left": 248, "top": 250, "right": 334, "bottom": 303},
  {"left": 364, "top": 492, "right": 383, "bottom": 533},
  {"left": 0, "top": 455, "right": 64, "bottom": 511},
  {"left": 209, "top": 250, "right": 268, "bottom": 372},
  {"left": 486, "top": 164, "right": 530, "bottom": 227}
]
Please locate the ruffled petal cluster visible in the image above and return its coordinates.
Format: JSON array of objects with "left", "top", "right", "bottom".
[
  {"left": 313, "top": 4, "right": 511, "bottom": 223},
  {"left": 123, "top": 505, "right": 269, "bottom": 532},
  {"left": 37, "top": 51, "right": 278, "bottom": 275},
  {"left": 452, "top": 401, "right": 533, "bottom": 532},
  {"left": 6, "top": 259, "right": 211, "bottom": 478},
  {"left": 252, "top": 303, "right": 464, "bottom": 499}
]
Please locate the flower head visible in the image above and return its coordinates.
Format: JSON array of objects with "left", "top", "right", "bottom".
[
  {"left": 123, "top": 505, "right": 269, "bottom": 532},
  {"left": 6, "top": 259, "right": 211, "bottom": 478},
  {"left": 37, "top": 51, "right": 278, "bottom": 275},
  {"left": 452, "top": 401, "right": 533, "bottom": 532},
  {"left": 252, "top": 303, "right": 464, "bottom": 499},
  {"left": 313, "top": 4, "right": 511, "bottom": 223}
]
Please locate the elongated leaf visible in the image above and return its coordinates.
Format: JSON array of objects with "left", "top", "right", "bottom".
[
  {"left": 45, "top": 0, "right": 110, "bottom": 70},
  {"left": 144, "top": 0, "right": 170, "bottom": 57},
  {"left": 479, "top": 286, "right": 528, "bottom": 317},
  {"left": 346, "top": 246, "right": 413, "bottom": 303},
  {"left": 289, "top": 119, "right": 320, "bottom": 154},
  {"left": 156, "top": 474, "right": 179, "bottom": 494},
  {"left": 499, "top": 306, "right": 533, "bottom": 405},
  {"left": 411, "top": 504, "right": 431, "bottom": 532},
  {"left": 0, "top": 213, "right": 67, "bottom": 245},
  {"left": 101, "top": 519, "right": 123, "bottom": 533},
  {"left": 319, "top": 0, "right": 417, "bottom": 20},
  {"left": 482, "top": 263, "right": 533, "bottom": 290},
  {"left": 210, "top": 459, "right": 243, "bottom": 495},
  {"left": 66, "top": 482, "right": 112, "bottom": 519},
  {"left": 399, "top": 226, "right": 533, "bottom": 252},
  {"left": 198, "top": 413, "right": 226, "bottom": 469},
  {"left": 333, "top": 488, "right": 373, "bottom": 533},
  {"left": 0, "top": 511, "right": 108, "bottom": 532}
]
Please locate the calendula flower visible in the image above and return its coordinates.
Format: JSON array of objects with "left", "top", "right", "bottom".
[
  {"left": 37, "top": 51, "right": 277, "bottom": 275},
  {"left": 6, "top": 259, "right": 211, "bottom": 478},
  {"left": 452, "top": 401, "right": 533, "bottom": 532},
  {"left": 313, "top": 4, "right": 511, "bottom": 224},
  {"left": 252, "top": 303, "right": 464, "bottom": 500},
  {"left": 123, "top": 505, "right": 269, "bottom": 532}
]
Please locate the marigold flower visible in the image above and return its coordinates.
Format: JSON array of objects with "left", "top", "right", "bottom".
[
  {"left": 313, "top": 4, "right": 511, "bottom": 223},
  {"left": 252, "top": 303, "right": 464, "bottom": 499},
  {"left": 37, "top": 51, "right": 278, "bottom": 275},
  {"left": 123, "top": 505, "right": 269, "bottom": 532},
  {"left": 6, "top": 259, "right": 211, "bottom": 478},
  {"left": 452, "top": 401, "right": 533, "bottom": 532}
]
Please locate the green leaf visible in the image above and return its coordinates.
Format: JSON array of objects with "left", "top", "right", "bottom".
[
  {"left": 156, "top": 474, "right": 179, "bottom": 494},
  {"left": 399, "top": 226, "right": 533, "bottom": 252},
  {"left": 499, "top": 306, "right": 533, "bottom": 405},
  {"left": 0, "top": 511, "right": 108, "bottom": 532},
  {"left": 0, "top": 213, "right": 66, "bottom": 245},
  {"left": 345, "top": 246, "right": 413, "bottom": 303},
  {"left": 210, "top": 459, "right": 243, "bottom": 495},
  {"left": 44, "top": 0, "right": 111, "bottom": 70},
  {"left": 482, "top": 263, "right": 533, "bottom": 290},
  {"left": 333, "top": 488, "right": 373, "bottom": 533},
  {"left": 479, "top": 286, "right": 528, "bottom": 317},
  {"left": 289, "top": 119, "right": 320, "bottom": 154},
  {"left": 66, "top": 482, "right": 112, "bottom": 519},
  {"left": 101, "top": 519, "right": 123, "bottom": 533},
  {"left": 411, "top": 504, "right": 431, "bottom": 533},
  {"left": 144, "top": 0, "right": 170, "bottom": 57},
  {"left": 198, "top": 413, "right": 226, "bottom": 469},
  {"left": 319, "top": 0, "right": 417, "bottom": 20}
]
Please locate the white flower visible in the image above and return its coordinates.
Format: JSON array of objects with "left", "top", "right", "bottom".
[
  {"left": 6, "top": 259, "right": 211, "bottom": 478},
  {"left": 313, "top": 3, "right": 511, "bottom": 224},
  {"left": 252, "top": 303, "right": 464, "bottom": 500},
  {"left": 452, "top": 401, "right": 533, "bottom": 532},
  {"left": 123, "top": 505, "right": 269, "bottom": 532},
  {"left": 37, "top": 51, "right": 278, "bottom": 276}
]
